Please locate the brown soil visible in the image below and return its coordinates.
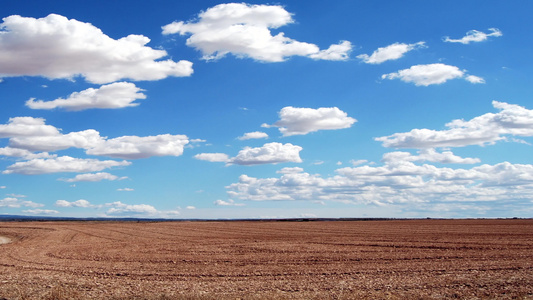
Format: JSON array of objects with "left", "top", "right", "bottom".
[{"left": 0, "top": 219, "right": 532, "bottom": 299}]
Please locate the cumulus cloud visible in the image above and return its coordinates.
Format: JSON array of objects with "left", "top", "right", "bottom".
[
  {"left": 382, "top": 149, "right": 480, "bottom": 164},
  {"left": 376, "top": 101, "right": 533, "bottom": 149},
  {"left": 55, "top": 199, "right": 93, "bottom": 208},
  {"left": 443, "top": 28, "right": 502, "bottom": 44},
  {"left": 0, "top": 117, "right": 191, "bottom": 159},
  {"left": 277, "top": 167, "right": 304, "bottom": 174},
  {"left": 381, "top": 63, "right": 483, "bottom": 86},
  {"left": 2, "top": 156, "right": 131, "bottom": 175},
  {"left": 1, "top": 197, "right": 44, "bottom": 208},
  {"left": 59, "top": 172, "right": 127, "bottom": 182},
  {"left": 238, "top": 131, "right": 269, "bottom": 140},
  {"left": 214, "top": 199, "right": 245, "bottom": 206},
  {"left": 0, "top": 147, "right": 55, "bottom": 159},
  {"left": 194, "top": 153, "right": 230, "bottom": 162},
  {"left": 227, "top": 156, "right": 533, "bottom": 205},
  {"left": 0, "top": 14, "right": 193, "bottom": 83},
  {"left": 10, "top": 129, "right": 103, "bottom": 152},
  {"left": 26, "top": 82, "right": 146, "bottom": 111},
  {"left": 0, "top": 117, "right": 59, "bottom": 138},
  {"left": 357, "top": 41, "right": 426, "bottom": 64},
  {"left": 86, "top": 134, "right": 189, "bottom": 159},
  {"left": 263, "top": 106, "right": 356, "bottom": 136},
  {"left": 308, "top": 40, "right": 352, "bottom": 61},
  {"left": 105, "top": 201, "right": 157, "bottom": 215},
  {"left": 162, "top": 3, "right": 351, "bottom": 62},
  {"left": 228, "top": 142, "right": 303, "bottom": 165}
]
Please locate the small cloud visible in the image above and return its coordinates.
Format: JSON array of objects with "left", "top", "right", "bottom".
[
  {"left": 228, "top": 142, "right": 303, "bottom": 166},
  {"left": 382, "top": 63, "right": 482, "bottom": 86},
  {"left": 22, "top": 209, "right": 59, "bottom": 215},
  {"left": 7, "top": 194, "right": 26, "bottom": 198},
  {"left": 312, "top": 160, "right": 324, "bottom": 165},
  {"left": 350, "top": 159, "right": 368, "bottom": 166},
  {"left": 59, "top": 172, "right": 127, "bottom": 182},
  {"left": 277, "top": 167, "right": 304, "bottom": 174},
  {"left": 465, "top": 75, "right": 485, "bottom": 84},
  {"left": 186, "top": 206, "right": 196, "bottom": 210},
  {"left": 117, "top": 188, "right": 134, "bottom": 192},
  {"left": 214, "top": 199, "right": 245, "bottom": 206},
  {"left": 194, "top": 153, "right": 230, "bottom": 163},
  {"left": 237, "top": 131, "right": 269, "bottom": 140},
  {"left": 443, "top": 28, "right": 502, "bottom": 44},
  {"left": 357, "top": 41, "right": 426, "bottom": 64},
  {"left": 1, "top": 197, "right": 44, "bottom": 208},
  {"left": 264, "top": 106, "right": 356, "bottom": 136},
  {"left": 55, "top": 199, "right": 93, "bottom": 208},
  {"left": 0, "top": 186, "right": 5, "bottom": 189},
  {"left": 26, "top": 82, "right": 146, "bottom": 111}
]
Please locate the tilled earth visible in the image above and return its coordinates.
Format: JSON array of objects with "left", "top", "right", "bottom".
[{"left": 0, "top": 219, "right": 532, "bottom": 299}]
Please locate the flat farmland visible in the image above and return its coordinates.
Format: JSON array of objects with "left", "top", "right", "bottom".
[{"left": 0, "top": 220, "right": 532, "bottom": 299}]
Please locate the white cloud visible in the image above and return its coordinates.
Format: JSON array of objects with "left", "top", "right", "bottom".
[
  {"left": 263, "top": 106, "right": 356, "bottom": 136},
  {"left": 85, "top": 134, "right": 189, "bottom": 159},
  {"left": 59, "top": 172, "right": 127, "bottom": 182},
  {"left": 194, "top": 153, "right": 230, "bottom": 162},
  {"left": 10, "top": 129, "right": 103, "bottom": 152},
  {"left": 357, "top": 41, "right": 426, "bottom": 64},
  {"left": 0, "top": 117, "right": 191, "bottom": 160},
  {"left": 214, "top": 199, "right": 244, "bottom": 206},
  {"left": 0, "top": 186, "right": 5, "bottom": 189},
  {"left": 0, "top": 117, "right": 60, "bottom": 138},
  {"left": 227, "top": 156, "right": 533, "bottom": 206},
  {"left": 350, "top": 159, "right": 368, "bottom": 166},
  {"left": 162, "top": 3, "right": 351, "bottom": 62},
  {"left": 26, "top": 82, "right": 146, "bottom": 111},
  {"left": 186, "top": 206, "right": 196, "bottom": 210},
  {"left": 228, "top": 142, "right": 302, "bottom": 166},
  {"left": 382, "top": 149, "right": 480, "bottom": 164},
  {"left": 0, "top": 14, "right": 193, "bottom": 84},
  {"left": 465, "top": 75, "right": 485, "bottom": 84},
  {"left": 376, "top": 101, "right": 533, "bottom": 149},
  {"left": 22, "top": 209, "right": 59, "bottom": 215},
  {"left": 309, "top": 40, "right": 352, "bottom": 61},
  {"left": 0, "top": 147, "right": 55, "bottom": 159},
  {"left": 105, "top": 201, "right": 158, "bottom": 216},
  {"left": 55, "top": 199, "right": 93, "bottom": 208},
  {"left": 3, "top": 156, "right": 131, "bottom": 175},
  {"left": 277, "top": 167, "right": 304, "bottom": 174},
  {"left": 1, "top": 197, "right": 44, "bottom": 208},
  {"left": 238, "top": 131, "right": 268, "bottom": 140},
  {"left": 117, "top": 188, "right": 134, "bottom": 192},
  {"left": 381, "top": 63, "right": 483, "bottom": 86},
  {"left": 443, "top": 28, "right": 502, "bottom": 44}
]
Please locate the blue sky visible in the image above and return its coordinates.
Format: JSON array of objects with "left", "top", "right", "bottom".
[{"left": 1, "top": 0, "right": 532, "bottom": 219}]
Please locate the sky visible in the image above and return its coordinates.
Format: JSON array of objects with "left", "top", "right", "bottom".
[{"left": 1, "top": 0, "right": 533, "bottom": 219}]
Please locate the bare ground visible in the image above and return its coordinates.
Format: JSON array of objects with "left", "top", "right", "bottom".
[{"left": 0, "top": 219, "right": 532, "bottom": 299}]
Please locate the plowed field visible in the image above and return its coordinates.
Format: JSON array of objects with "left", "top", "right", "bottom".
[{"left": 1, "top": 219, "right": 532, "bottom": 299}]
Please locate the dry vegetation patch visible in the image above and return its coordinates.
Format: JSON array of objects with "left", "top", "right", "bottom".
[{"left": 0, "top": 219, "right": 532, "bottom": 299}]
